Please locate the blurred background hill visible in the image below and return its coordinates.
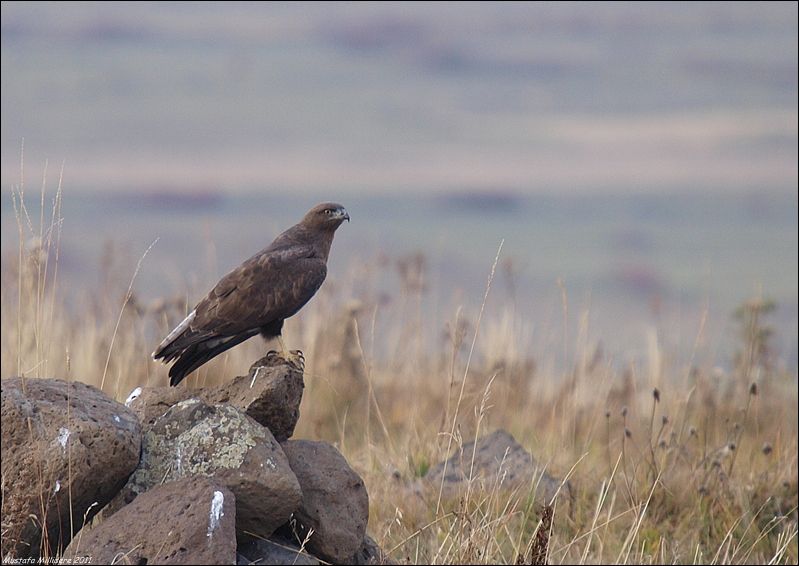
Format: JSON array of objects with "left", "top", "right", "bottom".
[{"left": 2, "top": 1, "right": 797, "bottom": 368}]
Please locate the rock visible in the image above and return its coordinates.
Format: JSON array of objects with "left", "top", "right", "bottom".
[
  {"left": 237, "top": 534, "right": 320, "bottom": 565},
  {"left": 64, "top": 476, "right": 236, "bottom": 565},
  {"left": 125, "top": 384, "right": 186, "bottom": 428},
  {"left": 107, "top": 398, "right": 302, "bottom": 537},
  {"left": 127, "top": 355, "right": 304, "bottom": 441},
  {"left": 202, "top": 354, "right": 305, "bottom": 442},
  {"left": 351, "top": 535, "right": 395, "bottom": 565},
  {"left": 424, "top": 429, "right": 570, "bottom": 507},
  {"left": 1, "top": 377, "right": 141, "bottom": 558},
  {"left": 281, "top": 440, "right": 369, "bottom": 563}
]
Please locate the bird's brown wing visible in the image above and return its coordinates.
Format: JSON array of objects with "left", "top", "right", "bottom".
[
  {"left": 154, "top": 245, "right": 326, "bottom": 359},
  {"left": 195, "top": 245, "right": 327, "bottom": 336}
]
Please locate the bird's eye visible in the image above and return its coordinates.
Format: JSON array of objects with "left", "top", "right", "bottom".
[{"left": 325, "top": 209, "right": 332, "bottom": 215}]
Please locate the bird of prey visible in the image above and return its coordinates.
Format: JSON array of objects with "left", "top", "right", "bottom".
[{"left": 153, "top": 202, "right": 349, "bottom": 386}]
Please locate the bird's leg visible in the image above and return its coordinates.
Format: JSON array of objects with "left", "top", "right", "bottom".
[
  {"left": 277, "top": 335, "right": 288, "bottom": 357},
  {"left": 274, "top": 336, "right": 305, "bottom": 371}
]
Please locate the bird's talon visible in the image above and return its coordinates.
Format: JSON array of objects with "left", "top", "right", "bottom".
[{"left": 287, "top": 350, "right": 305, "bottom": 370}]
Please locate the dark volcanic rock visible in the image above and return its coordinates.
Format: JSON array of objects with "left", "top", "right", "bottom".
[
  {"left": 424, "top": 429, "right": 570, "bottom": 506},
  {"left": 0, "top": 377, "right": 141, "bottom": 558},
  {"left": 125, "top": 383, "right": 186, "bottom": 428},
  {"left": 107, "top": 398, "right": 301, "bottom": 537},
  {"left": 64, "top": 476, "right": 236, "bottom": 565},
  {"left": 128, "top": 355, "right": 304, "bottom": 440},
  {"left": 237, "top": 534, "right": 320, "bottom": 565},
  {"left": 351, "top": 535, "right": 396, "bottom": 565},
  {"left": 202, "top": 354, "right": 305, "bottom": 442},
  {"left": 282, "top": 440, "right": 369, "bottom": 563}
]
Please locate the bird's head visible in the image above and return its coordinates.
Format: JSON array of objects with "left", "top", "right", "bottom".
[{"left": 303, "top": 202, "right": 350, "bottom": 231}]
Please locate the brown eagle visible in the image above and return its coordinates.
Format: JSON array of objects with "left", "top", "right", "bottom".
[{"left": 153, "top": 202, "right": 349, "bottom": 386}]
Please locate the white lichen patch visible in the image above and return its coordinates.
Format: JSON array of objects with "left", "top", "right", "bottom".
[
  {"left": 57, "top": 427, "right": 70, "bottom": 451},
  {"left": 125, "top": 387, "right": 142, "bottom": 407},
  {"left": 53, "top": 479, "right": 61, "bottom": 494},
  {"left": 207, "top": 490, "right": 225, "bottom": 537},
  {"left": 124, "top": 403, "right": 268, "bottom": 495},
  {"left": 113, "top": 414, "right": 121, "bottom": 423}
]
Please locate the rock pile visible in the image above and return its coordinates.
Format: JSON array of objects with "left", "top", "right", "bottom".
[{"left": 1, "top": 356, "right": 392, "bottom": 565}]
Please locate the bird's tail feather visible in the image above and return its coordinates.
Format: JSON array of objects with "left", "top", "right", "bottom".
[
  {"left": 168, "top": 330, "right": 257, "bottom": 386},
  {"left": 152, "top": 309, "right": 205, "bottom": 361}
]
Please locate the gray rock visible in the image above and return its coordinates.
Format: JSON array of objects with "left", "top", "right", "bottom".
[
  {"left": 0, "top": 377, "right": 141, "bottom": 558},
  {"left": 107, "top": 398, "right": 302, "bottom": 538},
  {"left": 125, "top": 383, "right": 186, "bottom": 428},
  {"left": 64, "top": 476, "right": 236, "bottom": 565},
  {"left": 237, "top": 535, "right": 320, "bottom": 565},
  {"left": 424, "top": 429, "right": 570, "bottom": 507},
  {"left": 282, "top": 440, "right": 369, "bottom": 564},
  {"left": 128, "top": 354, "right": 304, "bottom": 441},
  {"left": 202, "top": 354, "right": 305, "bottom": 442},
  {"left": 351, "top": 535, "right": 395, "bottom": 565}
]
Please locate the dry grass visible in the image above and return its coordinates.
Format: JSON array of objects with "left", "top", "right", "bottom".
[{"left": 1, "top": 177, "right": 797, "bottom": 564}]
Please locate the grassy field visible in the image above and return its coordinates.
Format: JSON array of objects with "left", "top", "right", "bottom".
[{"left": 2, "top": 184, "right": 797, "bottom": 564}]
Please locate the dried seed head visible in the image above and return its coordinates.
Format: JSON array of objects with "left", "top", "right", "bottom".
[
  {"left": 749, "top": 382, "right": 758, "bottom": 396},
  {"left": 605, "top": 410, "right": 611, "bottom": 419},
  {"left": 661, "top": 415, "right": 669, "bottom": 426},
  {"left": 762, "top": 443, "right": 773, "bottom": 456},
  {"left": 712, "top": 460, "right": 721, "bottom": 468},
  {"left": 658, "top": 439, "right": 667, "bottom": 449},
  {"left": 653, "top": 388, "right": 660, "bottom": 402},
  {"left": 621, "top": 406, "right": 628, "bottom": 417},
  {"left": 728, "top": 442, "right": 736, "bottom": 451},
  {"left": 624, "top": 427, "right": 632, "bottom": 438},
  {"left": 689, "top": 426, "right": 697, "bottom": 437},
  {"left": 698, "top": 485, "right": 708, "bottom": 496}
]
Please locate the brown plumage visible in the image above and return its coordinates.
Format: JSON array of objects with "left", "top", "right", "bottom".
[{"left": 153, "top": 202, "right": 349, "bottom": 386}]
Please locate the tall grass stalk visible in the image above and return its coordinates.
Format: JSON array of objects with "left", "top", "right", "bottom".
[{"left": 2, "top": 176, "right": 796, "bottom": 564}]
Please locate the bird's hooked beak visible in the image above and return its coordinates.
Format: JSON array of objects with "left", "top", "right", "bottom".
[{"left": 337, "top": 207, "right": 350, "bottom": 223}]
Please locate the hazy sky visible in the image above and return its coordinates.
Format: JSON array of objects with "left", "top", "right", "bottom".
[{"left": 2, "top": 2, "right": 797, "bottom": 195}]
